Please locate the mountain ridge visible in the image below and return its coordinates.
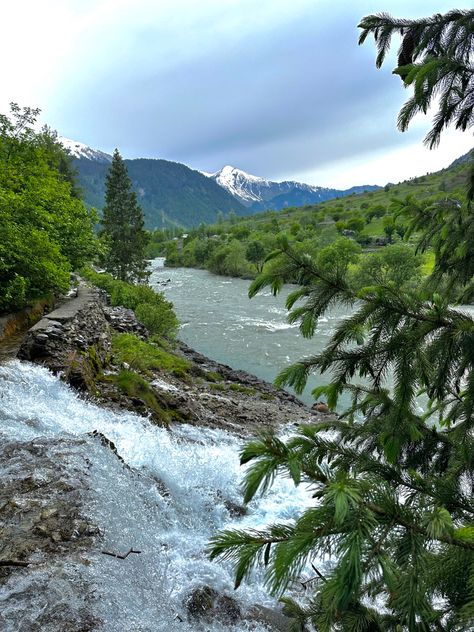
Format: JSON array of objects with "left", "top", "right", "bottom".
[{"left": 59, "top": 137, "right": 379, "bottom": 227}]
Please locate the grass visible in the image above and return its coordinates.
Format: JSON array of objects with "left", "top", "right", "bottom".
[
  {"left": 113, "top": 369, "right": 170, "bottom": 426},
  {"left": 112, "top": 333, "right": 190, "bottom": 378}
]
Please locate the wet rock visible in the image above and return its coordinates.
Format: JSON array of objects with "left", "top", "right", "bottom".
[
  {"left": 247, "top": 604, "right": 293, "bottom": 631},
  {"left": 185, "top": 586, "right": 241, "bottom": 623},
  {"left": 0, "top": 437, "right": 100, "bottom": 631},
  {"left": 87, "top": 430, "right": 126, "bottom": 465},
  {"left": 185, "top": 586, "right": 218, "bottom": 617}
]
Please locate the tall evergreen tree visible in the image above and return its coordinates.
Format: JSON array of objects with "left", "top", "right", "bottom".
[
  {"left": 209, "top": 9, "right": 474, "bottom": 631},
  {"left": 101, "top": 149, "right": 149, "bottom": 282}
]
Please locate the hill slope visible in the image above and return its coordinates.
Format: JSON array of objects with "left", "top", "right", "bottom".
[{"left": 73, "top": 157, "right": 246, "bottom": 229}]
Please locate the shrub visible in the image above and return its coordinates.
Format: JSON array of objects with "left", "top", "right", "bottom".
[{"left": 82, "top": 268, "right": 178, "bottom": 340}]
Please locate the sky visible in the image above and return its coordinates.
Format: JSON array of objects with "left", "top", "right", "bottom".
[{"left": 1, "top": 0, "right": 472, "bottom": 188}]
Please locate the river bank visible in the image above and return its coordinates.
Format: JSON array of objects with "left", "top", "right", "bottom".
[{"left": 0, "top": 279, "right": 331, "bottom": 631}]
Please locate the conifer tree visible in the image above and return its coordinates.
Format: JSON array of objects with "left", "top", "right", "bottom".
[
  {"left": 101, "top": 149, "right": 149, "bottom": 282},
  {"left": 209, "top": 9, "right": 474, "bottom": 631}
]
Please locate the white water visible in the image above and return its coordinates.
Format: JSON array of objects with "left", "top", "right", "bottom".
[{"left": 0, "top": 360, "right": 317, "bottom": 630}]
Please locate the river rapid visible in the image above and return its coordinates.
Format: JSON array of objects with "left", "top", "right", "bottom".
[
  {"left": 150, "top": 258, "right": 347, "bottom": 407},
  {"left": 0, "top": 261, "right": 341, "bottom": 630}
]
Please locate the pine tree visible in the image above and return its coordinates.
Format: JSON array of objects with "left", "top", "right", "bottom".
[
  {"left": 209, "top": 9, "right": 474, "bottom": 631},
  {"left": 101, "top": 149, "right": 149, "bottom": 282},
  {"left": 359, "top": 9, "right": 474, "bottom": 201}
]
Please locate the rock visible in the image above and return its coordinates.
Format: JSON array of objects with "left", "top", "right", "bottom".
[
  {"left": 184, "top": 586, "right": 241, "bottom": 623},
  {"left": 312, "top": 401, "right": 330, "bottom": 414},
  {"left": 247, "top": 604, "right": 293, "bottom": 631},
  {"left": 185, "top": 586, "right": 218, "bottom": 617}
]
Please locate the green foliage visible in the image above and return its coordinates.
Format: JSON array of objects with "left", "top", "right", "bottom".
[
  {"left": 245, "top": 240, "right": 267, "bottom": 272},
  {"left": 100, "top": 149, "right": 149, "bottom": 283},
  {"left": 0, "top": 103, "right": 97, "bottom": 313},
  {"left": 351, "top": 243, "right": 422, "bottom": 289},
  {"left": 82, "top": 268, "right": 178, "bottom": 340},
  {"left": 211, "top": 186, "right": 474, "bottom": 628},
  {"left": 208, "top": 240, "right": 252, "bottom": 277},
  {"left": 112, "top": 333, "right": 189, "bottom": 377},
  {"left": 359, "top": 9, "right": 474, "bottom": 202}
]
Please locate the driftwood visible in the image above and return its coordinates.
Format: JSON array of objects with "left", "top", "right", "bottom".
[
  {"left": 101, "top": 548, "right": 141, "bottom": 560},
  {"left": 0, "top": 559, "right": 30, "bottom": 567}
]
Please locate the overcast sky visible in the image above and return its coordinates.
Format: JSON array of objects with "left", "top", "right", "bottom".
[{"left": 1, "top": 0, "right": 472, "bottom": 188}]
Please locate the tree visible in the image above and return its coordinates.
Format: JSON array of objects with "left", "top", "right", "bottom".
[
  {"left": 0, "top": 104, "right": 97, "bottom": 312},
  {"left": 246, "top": 240, "right": 266, "bottom": 273},
  {"left": 209, "top": 10, "right": 474, "bottom": 631},
  {"left": 358, "top": 9, "right": 474, "bottom": 200},
  {"left": 101, "top": 149, "right": 149, "bottom": 282}
]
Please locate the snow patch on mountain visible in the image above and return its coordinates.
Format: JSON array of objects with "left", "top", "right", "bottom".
[
  {"left": 208, "top": 165, "right": 338, "bottom": 207},
  {"left": 59, "top": 137, "right": 112, "bottom": 163}
]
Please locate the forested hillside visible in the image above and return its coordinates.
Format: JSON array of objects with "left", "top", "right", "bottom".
[{"left": 73, "top": 157, "right": 246, "bottom": 228}]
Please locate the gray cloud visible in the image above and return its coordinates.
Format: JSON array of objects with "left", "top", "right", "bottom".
[{"left": 44, "top": 0, "right": 459, "bottom": 182}]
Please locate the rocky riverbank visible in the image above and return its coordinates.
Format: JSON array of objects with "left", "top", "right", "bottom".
[{"left": 18, "top": 281, "right": 322, "bottom": 436}]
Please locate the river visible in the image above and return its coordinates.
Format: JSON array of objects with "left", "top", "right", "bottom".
[{"left": 150, "top": 258, "right": 347, "bottom": 406}]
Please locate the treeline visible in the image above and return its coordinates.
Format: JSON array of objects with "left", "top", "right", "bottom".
[
  {"left": 144, "top": 149, "right": 471, "bottom": 284},
  {"left": 0, "top": 104, "right": 97, "bottom": 312}
]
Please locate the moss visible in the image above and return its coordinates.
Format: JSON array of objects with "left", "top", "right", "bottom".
[
  {"left": 229, "top": 383, "right": 257, "bottom": 396},
  {"left": 113, "top": 370, "right": 170, "bottom": 426},
  {"left": 259, "top": 392, "right": 275, "bottom": 401},
  {"left": 205, "top": 371, "right": 223, "bottom": 383},
  {"left": 64, "top": 349, "right": 100, "bottom": 395},
  {"left": 112, "top": 333, "right": 190, "bottom": 378}
]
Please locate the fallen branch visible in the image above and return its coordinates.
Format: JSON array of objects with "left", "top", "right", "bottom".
[{"left": 101, "top": 548, "right": 141, "bottom": 560}]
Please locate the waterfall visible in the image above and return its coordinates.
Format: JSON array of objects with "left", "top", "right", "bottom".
[{"left": 0, "top": 360, "right": 315, "bottom": 631}]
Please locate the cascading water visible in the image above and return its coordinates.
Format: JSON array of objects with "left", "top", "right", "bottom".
[{"left": 0, "top": 360, "right": 317, "bottom": 631}]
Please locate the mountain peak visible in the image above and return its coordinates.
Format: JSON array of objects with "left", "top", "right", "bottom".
[{"left": 59, "top": 137, "right": 112, "bottom": 163}]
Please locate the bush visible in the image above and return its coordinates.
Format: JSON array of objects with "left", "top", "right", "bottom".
[
  {"left": 135, "top": 302, "right": 178, "bottom": 339},
  {"left": 82, "top": 268, "right": 178, "bottom": 340}
]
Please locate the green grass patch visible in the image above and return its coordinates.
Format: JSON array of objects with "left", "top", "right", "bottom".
[
  {"left": 229, "top": 383, "right": 256, "bottom": 396},
  {"left": 112, "top": 333, "right": 190, "bottom": 378},
  {"left": 114, "top": 369, "right": 170, "bottom": 426},
  {"left": 113, "top": 333, "right": 189, "bottom": 377},
  {"left": 205, "top": 370, "right": 224, "bottom": 382},
  {"left": 208, "top": 382, "right": 226, "bottom": 392}
]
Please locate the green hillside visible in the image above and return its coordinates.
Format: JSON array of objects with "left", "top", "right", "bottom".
[{"left": 153, "top": 150, "right": 472, "bottom": 277}]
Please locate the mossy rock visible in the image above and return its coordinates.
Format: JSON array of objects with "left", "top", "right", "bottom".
[{"left": 112, "top": 333, "right": 190, "bottom": 378}]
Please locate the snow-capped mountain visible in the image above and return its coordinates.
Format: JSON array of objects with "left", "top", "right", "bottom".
[
  {"left": 60, "top": 137, "right": 379, "bottom": 220},
  {"left": 59, "top": 137, "right": 112, "bottom": 164},
  {"left": 208, "top": 165, "right": 379, "bottom": 210}
]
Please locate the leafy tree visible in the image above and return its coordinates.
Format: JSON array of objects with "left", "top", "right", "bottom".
[
  {"left": 209, "top": 9, "right": 474, "bottom": 631},
  {"left": 101, "top": 149, "right": 149, "bottom": 282},
  {"left": 352, "top": 242, "right": 422, "bottom": 289},
  {"left": 0, "top": 104, "right": 97, "bottom": 312},
  {"left": 246, "top": 240, "right": 266, "bottom": 273},
  {"left": 346, "top": 216, "right": 365, "bottom": 234}
]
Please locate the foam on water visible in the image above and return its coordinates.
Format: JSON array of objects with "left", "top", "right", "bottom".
[{"left": 0, "top": 360, "right": 315, "bottom": 631}]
